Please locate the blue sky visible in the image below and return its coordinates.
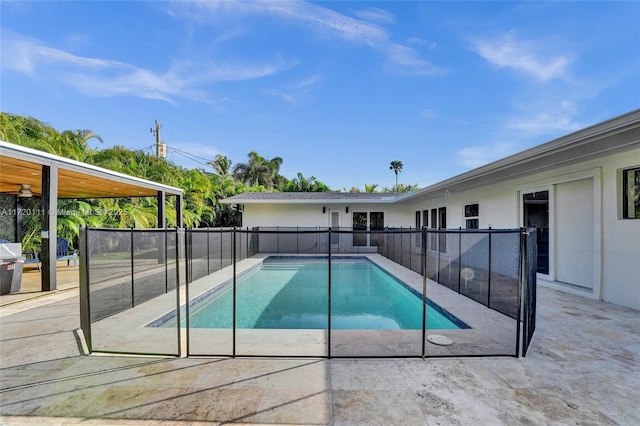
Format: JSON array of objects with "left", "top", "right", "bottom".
[{"left": 2, "top": 1, "right": 639, "bottom": 191}]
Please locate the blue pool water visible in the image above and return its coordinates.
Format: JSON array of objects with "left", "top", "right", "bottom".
[{"left": 160, "top": 257, "right": 469, "bottom": 330}]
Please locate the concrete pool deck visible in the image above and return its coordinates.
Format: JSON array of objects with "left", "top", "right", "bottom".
[{"left": 1, "top": 278, "right": 639, "bottom": 424}]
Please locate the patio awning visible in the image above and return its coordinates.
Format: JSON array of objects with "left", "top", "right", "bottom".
[{"left": 0, "top": 141, "right": 182, "bottom": 198}]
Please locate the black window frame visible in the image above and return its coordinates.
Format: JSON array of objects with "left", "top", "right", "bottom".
[
  {"left": 464, "top": 203, "right": 479, "bottom": 229},
  {"left": 622, "top": 167, "right": 640, "bottom": 219}
]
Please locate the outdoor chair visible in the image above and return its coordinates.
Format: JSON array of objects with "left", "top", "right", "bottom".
[
  {"left": 56, "top": 237, "right": 78, "bottom": 267},
  {"left": 23, "top": 251, "right": 41, "bottom": 271}
]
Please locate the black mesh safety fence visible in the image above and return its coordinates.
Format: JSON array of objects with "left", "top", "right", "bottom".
[
  {"left": 80, "top": 226, "right": 536, "bottom": 359},
  {"left": 80, "top": 227, "right": 181, "bottom": 356},
  {"left": 377, "top": 228, "right": 529, "bottom": 358}
]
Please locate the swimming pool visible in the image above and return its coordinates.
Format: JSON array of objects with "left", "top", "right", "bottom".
[{"left": 158, "top": 257, "right": 468, "bottom": 330}]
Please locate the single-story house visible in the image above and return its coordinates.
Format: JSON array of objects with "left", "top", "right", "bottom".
[{"left": 223, "top": 109, "right": 640, "bottom": 311}]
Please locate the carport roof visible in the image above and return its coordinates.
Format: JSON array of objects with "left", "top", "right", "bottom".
[{"left": 0, "top": 141, "right": 183, "bottom": 199}]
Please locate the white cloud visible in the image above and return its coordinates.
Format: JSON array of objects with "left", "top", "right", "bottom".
[
  {"left": 263, "top": 72, "right": 324, "bottom": 105},
  {"left": 297, "top": 73, "right": 323, "bottom": 89},
  {"left": 507, "top": 112, "right": 582, "bottom": 134},
  {"left": 457, "top": 142, "right": 515, "bottom": 169},
  {"left": 470, "top": 31, "right": 572, "bottom": 82},
  {"left": 505, "top": 98, "right": 583, "bottom": 136},
  {"left": 351, "top": 7, "right": 396, "bottom": 25},
  {"left": 1, "top": 30, "right": 291, "bottom": 103},
  {"left": 407, "top": 37, "right": 438, "bottom": 50},
  {"left": 178, "top": 0, "right": 444, "bottom": 76},
  {"left": 263, "top": 89, "right": 298, "bottom": 105}
]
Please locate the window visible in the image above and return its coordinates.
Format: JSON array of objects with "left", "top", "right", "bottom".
[
  {"left": 464, "top": 203, "right": 479, "bottom": 229},
  {"left": 623, "top": 167, "right": 640, "bottom": 219},
  {"left": 370, "top": 212, "right": 384, "bottom": 230},
  {"left": 422, "top": 210, "right": 429, "bottom": 228},
  {"left": 438, "top": 207, "right": 447, "bottom": 252},
  {"left": 415, "top": 211, "right": 421, "bottom": 247},
  {"left": 352, "top": 211, "right": 384, "bottom": 246},
  {"left": 369, "top": 212, "right": 384, "bottom": 247},
  {"left": 429, "top": 209, "right": 438, "bottom": 249},
  {"left": 353, "top": 212, "right": 367, "bottom": 246}
]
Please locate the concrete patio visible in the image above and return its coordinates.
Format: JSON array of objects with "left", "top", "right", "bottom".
[{"left": 1, "top": 278, "right": 638, "bottom": 424}]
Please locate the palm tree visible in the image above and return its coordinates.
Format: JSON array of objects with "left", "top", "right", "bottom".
[
  {"left": 209, "top": 155, "right": 232, "bottom": 176},
  {"left": 282, "top": 172, "right": 330, "bottom": 192},
  {"left": 364, "top": 183, "right": 379, "bottom": 193},
  {"left": 233, "top": 151, "right": 284, "bottom": 189},
  {"left": 389, "top": 160, "right": 403, "bottom": 190}
]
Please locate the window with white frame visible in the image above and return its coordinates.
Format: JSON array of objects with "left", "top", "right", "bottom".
[{"left": 464, "top": 203, "right": 479, "bottom": 229}]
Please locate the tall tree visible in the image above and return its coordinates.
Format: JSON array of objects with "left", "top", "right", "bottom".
[
  {"left": 233, "top": 151, "right": 284, "bottom": 189},
  {"left": 281, "top": 172, "right": 330, "bottom": 192},
  {"left": 209, "top": 154, "right": 232, "bottom": 176},
  {"left": 389, "top": 160, "right": 403, "bottom": 189},
  {"left": 364, "top": 183, "right": 379, "bottom": 193}
]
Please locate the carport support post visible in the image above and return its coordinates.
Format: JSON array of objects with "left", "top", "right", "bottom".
[
  {"left": 41, "top": 164, "right": 58, "bottom": 291},
  {"left": 157, "top": 191, "right": 166, "bottom": 228},
  {"left": 175, "top": 194, "right": 183, "bottom": 228}
]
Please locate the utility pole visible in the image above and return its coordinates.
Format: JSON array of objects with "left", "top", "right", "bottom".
[{"left": 150, "top": 120, "right": 167, "bottom": 158}]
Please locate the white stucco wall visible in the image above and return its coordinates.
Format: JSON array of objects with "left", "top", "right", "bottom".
[
  {"left": 404, "top": 148, "right": 640, "bottom": 311},
  {"left": 240, "top": 203, "right": 412, "bottom": 229}
]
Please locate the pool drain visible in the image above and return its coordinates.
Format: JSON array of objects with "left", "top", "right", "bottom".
[{"left": 427, "top": 334, "right": 453, "bottom": 346}]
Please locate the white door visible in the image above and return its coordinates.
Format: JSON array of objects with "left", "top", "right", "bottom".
[{"left": 555, "top": 178, "right": 594, "bottom": 289}]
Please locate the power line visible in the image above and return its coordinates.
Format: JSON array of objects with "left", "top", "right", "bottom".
[
  {"left": 169, "top": 148, "right": 215, "bottom": 169},
  {"left": 169, "top": 146, "right": 217, "bottom": 165}
]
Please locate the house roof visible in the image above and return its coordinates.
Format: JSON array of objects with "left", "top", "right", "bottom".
[
  {"left": 222, "top": 191, "right": 405, "bottom": 204},
  {"left": 223, "top": 109, "right": 640, "bottom": 206},
  {"left": 400, "top": 108, "right": 640, "bottom": 203},
  {"left": 0, "top": 141, "right": 183, "bottom": 198}
]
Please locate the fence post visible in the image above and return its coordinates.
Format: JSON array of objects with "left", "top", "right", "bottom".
[
  {"left": 421, "top": 226, "right": 427, "bottom": 360},
  {"left": 516, "top": 228, "right": 525, "bottom": 358},
  {"left": 78, "top": 226, "right": 92, "bottom": 353},
  {"left": 487, "top": 227, "right": 492, "bottom": 308},
  {"left": 458, "top": 227, "right": 462, "bottom": 294},
  {"left": 130, "top": 228, "right": 135, "bottom": 307},
  {"left": 232, "top": 227, "right": 237, "bottom": 357},
  {"left": 328, "top": 227, "right": 332, "bottom": 358},
  {"left": 436, "top": 229, "right": 441, "bottom": 284},
  {"left": 175, "top": 229, "right": 182, "bottom": 357},
  {"left": 185, "top": 228, "right": 192, "bottom": 356}
]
